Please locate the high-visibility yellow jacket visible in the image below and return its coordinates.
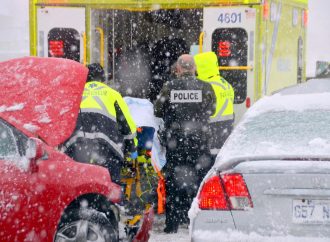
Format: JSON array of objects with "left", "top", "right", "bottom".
[
  {"left": 77, "top": 81, "right": 137, "bottom": 157},
  {"left": 194, "top": 52, "right": 235, "bottom": 155},
  {"left": 194, "top": 52, "right": 234, "bottom": 123}
]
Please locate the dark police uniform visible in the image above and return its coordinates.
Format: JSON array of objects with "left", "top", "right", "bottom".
[{"left": 154, "top": 72, "right": 216, "bottom": 232}]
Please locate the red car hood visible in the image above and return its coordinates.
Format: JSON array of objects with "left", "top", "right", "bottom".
[{"left": 0, "top": 57, "right": 88, "bottom": 147}]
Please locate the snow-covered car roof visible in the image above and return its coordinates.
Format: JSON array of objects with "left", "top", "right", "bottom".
[
  {"left": 214, "top": 79, "right": 330, "bottom": 169},
  {"left": 278, "top": 78, "right": 330, "bottom": 95}
]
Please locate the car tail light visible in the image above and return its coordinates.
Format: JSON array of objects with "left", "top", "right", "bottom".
[
  {"left": 222, "top": 174, "right": 253, "bottom": 210},
  {"left": 198, "top": 174, "right": 253, "bottom": 210},
  {"left": 198, "top": 176, "right": 228, "bottom": 210}
]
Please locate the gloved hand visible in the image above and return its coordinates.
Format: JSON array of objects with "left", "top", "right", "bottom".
[
  {"left": 125, "top": 151, "right": 138, "bottom": 162},
  {"left": 130, "top": 151, "right": 138, "bottom": 160}
]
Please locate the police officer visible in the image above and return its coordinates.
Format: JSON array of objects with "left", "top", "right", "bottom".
[
  {"left": 154, "top": 54, "right": 216, "bottom": 233},
  {"left": 63, "top": 63, "right": 138, "bottom": 184},
  {"left": 194, "top": 52, "right": 235, "bottom": 160}
]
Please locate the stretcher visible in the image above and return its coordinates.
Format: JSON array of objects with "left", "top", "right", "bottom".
[{"left": 121, "top": 126, "right": 166, "bottom": 241}]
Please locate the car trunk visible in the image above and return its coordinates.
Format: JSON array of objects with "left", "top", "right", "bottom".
[{"left": 230, "top": 159, "right": 330, "bottom": 237}]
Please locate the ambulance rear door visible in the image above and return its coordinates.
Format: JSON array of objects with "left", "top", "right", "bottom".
[
  {"left": 37, "top": 7, "right": 85, "bottom": 63},
  {"left": 203, "top": 7, "right": 257, "bottom": 122}
]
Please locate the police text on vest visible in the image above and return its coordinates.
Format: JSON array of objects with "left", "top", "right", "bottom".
[{"left": 170, "top": 90, "right": 202, "bottom": 103}]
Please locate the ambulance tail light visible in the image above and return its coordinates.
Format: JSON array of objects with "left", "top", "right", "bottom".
[
  {"left": 49, "top": 40, "right": 64, "bottom": 57},
  {"left": 246, "top": 97, "right": 251, "bottom": 108},
  {"left": 303, "top": 10, "right": 308, "bottom": 28},
  {"left": 263, "top": 0, "right": 270, "bottom": 20},
  {"left": 198, "top": 174, "right": 253, "bottom": 210}
]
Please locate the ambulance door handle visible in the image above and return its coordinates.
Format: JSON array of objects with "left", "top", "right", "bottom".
[
  {"left": 199, "top": 32, "right": 205, "bottom": 54},
  {"left": 95, "top": 27, "right": 104, "bottom": 67},
  {"left": 82, "top": 32, "right": 87, "bottom": 65}
]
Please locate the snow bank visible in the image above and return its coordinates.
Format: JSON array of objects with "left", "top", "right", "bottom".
[{"left": 192, "top": 229, "right": 329, "bottom": 242}]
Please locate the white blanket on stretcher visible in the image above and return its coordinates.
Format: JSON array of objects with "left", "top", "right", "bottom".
[{"left": 124, "top": 97, "right": 166, "bottom": 170}]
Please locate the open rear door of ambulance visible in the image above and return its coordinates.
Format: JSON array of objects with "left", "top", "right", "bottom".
[
  {"left": 37, "top": 7, "right": 85, "bottom": 63},
  {"left": 202, "top": 6, "right": 256, "bottom": 122}
]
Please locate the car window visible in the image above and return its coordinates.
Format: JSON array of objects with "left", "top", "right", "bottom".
[
  {"left": 218, "top": 110, "right": 330, "bottom": 162},
  {"left": 0, "top": 121, "right": 19, "bottom": 159}
]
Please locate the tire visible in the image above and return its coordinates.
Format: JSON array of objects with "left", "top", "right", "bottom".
[{"left": 55, "top": 208, "right": 118, "bottom": 242}]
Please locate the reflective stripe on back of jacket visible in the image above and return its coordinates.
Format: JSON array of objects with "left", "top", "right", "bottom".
[
  {"left": 80, "top": 81, "right": 137, "bottom": 153},
  {"left": 208, "top": 77, "right": 234, "bottom": 123},
  {"left": 81, "top": 81, "right": 117, "bottom": 120}
]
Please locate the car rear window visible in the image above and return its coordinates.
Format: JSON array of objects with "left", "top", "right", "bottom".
[{"left": 219, "top": 110, "right": 330, "bottom": 160}]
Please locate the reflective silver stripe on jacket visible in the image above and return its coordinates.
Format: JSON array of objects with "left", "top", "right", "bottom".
[
  {"left": 123, "top": 132, "right": 137, "bottom": 140},
  {"left": 209, "top": 99, "right": 234, "bottom": 123},
  {"left": 82, "top": 86, "right": 116, "bottom": 121},
  {"left": 62, "top": 131, "right": 124, "bottom": 158},
  {"left": 209, "top": 81, "right": 228, "bottom": 90}
]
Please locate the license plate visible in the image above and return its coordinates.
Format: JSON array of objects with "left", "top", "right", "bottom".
[{"left": 292, "top": 199, "right": 330, "bottom": 224}]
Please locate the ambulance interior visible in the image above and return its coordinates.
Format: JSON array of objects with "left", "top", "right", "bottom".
[
  {"left": 89, "top": 9, "right": 203, "bottom": 100},
  {"left": 47, "top": 8, "right": 248, "bottom": 103}
]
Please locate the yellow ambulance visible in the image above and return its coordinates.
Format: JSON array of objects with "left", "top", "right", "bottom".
[{"left": 29, "top": 0, "right": 308, "bottom": 120}]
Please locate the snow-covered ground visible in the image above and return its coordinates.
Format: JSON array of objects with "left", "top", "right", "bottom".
[
  {"left": 149, "top": 224, "right": 330, "bottom": 242},
  {"left": 148, "top": 215, "right": 190, "bottom": 242},
  {"left": 149, "top": 230, "right": 189, "bottom": 242}
]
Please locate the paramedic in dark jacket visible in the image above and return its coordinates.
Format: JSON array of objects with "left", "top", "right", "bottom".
[
  {"left": 154, "top": 54, "right": 216, "bottom": 233},
  {"left": 62, "top": 63, "right": 138, "bottom": 184}
]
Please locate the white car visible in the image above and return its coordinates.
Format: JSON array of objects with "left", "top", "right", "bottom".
[{"left": 190, "top": 79, "right": 330, "bottom": 241}]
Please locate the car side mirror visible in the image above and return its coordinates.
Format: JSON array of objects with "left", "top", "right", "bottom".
[{"left": 26, "top": 138, "right": 47, "bottom": 172}]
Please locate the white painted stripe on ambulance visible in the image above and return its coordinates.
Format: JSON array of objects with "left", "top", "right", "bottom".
[{"left": 264, "top": 1, "right": 282, "bottom": 95}]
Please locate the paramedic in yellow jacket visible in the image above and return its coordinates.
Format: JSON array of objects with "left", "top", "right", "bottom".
[
  {"left": 194, "top": 52, "right": 235, "bottom": 159},
  {"left": 63, "top": 63, "right": 138, "bottom": 184}
]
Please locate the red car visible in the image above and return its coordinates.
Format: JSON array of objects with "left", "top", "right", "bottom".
[{"left": 0, "top": 57, "right": 122, "bottom": 242}]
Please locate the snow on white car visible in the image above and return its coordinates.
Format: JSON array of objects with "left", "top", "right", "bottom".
[{"left": 190, "top": 79, "right": 330, "bottom": 241}]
